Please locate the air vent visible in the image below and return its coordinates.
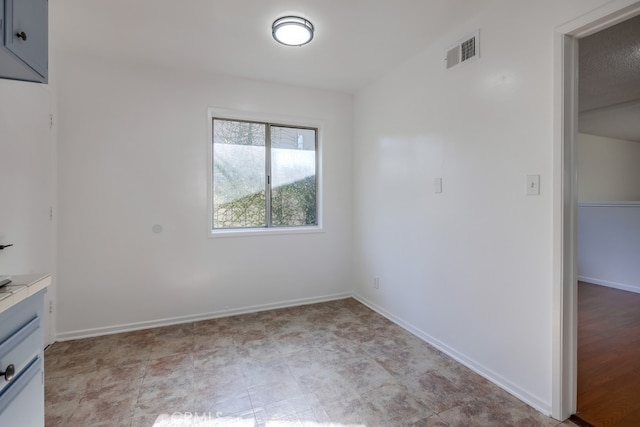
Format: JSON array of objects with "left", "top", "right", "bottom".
[
  {"left": 446, "top": 30, "right": 480, "bottom": 69},
  {"left": 461, "top": 37, "right": 476, "bottom": 61}
]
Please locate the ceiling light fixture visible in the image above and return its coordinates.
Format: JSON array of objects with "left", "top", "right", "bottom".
[{"left": 272, "top": 16, "right": 314, "bottom": 46}]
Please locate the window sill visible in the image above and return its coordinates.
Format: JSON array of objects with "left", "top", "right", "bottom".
[{"left": 209, "top": 226, "right": 324, "bottom": 238}]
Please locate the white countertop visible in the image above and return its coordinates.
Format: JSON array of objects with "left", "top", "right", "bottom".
[{"left": 0, "top": 274, "right": 51, "bottom": 315}]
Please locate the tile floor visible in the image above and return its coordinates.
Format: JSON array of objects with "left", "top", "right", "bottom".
[{"left": 45, "top": 298, "right": 579, "bottom": 427}]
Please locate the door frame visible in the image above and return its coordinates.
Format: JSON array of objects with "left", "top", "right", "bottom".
[{"left": 552, "top": 0, "right": 640, "bottom": 420}]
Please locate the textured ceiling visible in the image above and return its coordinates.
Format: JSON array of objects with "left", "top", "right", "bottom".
[
  {"left": 579, "top": 14, "right": 640, "bottom": 142},
  {"left": 579, "top": 14, "right": 640, "bottom": 112}
]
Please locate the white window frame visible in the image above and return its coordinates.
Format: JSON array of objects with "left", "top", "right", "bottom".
[{"left": 207, "top": 107, "right": 323, "bottom": 237}]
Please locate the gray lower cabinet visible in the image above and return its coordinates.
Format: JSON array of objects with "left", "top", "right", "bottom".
[
  {"left": 0, "top": 0, "right": 48, "bottom": 83},
  {"left": 0, "top": 290, "right": 45, "bottom": 427}
]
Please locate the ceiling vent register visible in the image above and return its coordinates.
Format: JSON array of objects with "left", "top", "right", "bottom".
[{"left": 446, "top": 30, "right": 480, "bottom": 69}]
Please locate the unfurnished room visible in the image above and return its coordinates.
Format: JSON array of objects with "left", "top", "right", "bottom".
[{"left": 1, "top": 1, "right": 640, "bottom": 426}]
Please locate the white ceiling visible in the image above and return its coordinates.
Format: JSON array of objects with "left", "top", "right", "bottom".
[
  {"left": 52, "top": 1, "right": 640, "bottom": 142},
  {"left": 50, "top": 0, "right": 490, "bottom": 94}
]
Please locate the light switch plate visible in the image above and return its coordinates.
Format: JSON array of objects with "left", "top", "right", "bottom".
[{"left": 527, "top": 175, "right": 540, "bottom": 195}]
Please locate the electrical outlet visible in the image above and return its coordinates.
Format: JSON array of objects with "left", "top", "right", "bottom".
[
  {"left": 49, "top": 300, "right": 53, "bottom": 314},
  {"left": 373, "top": 277, "right": 380, "bottom": 290}
]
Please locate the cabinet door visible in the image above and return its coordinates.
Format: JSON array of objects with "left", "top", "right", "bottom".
[
  {"left": 0, "top": 317, "right": 41, "bottom": 396},
  {"left": 0, "top": 359, "right": 44, "bottom": 427},
  {"left": 4, "top": 0, "right": 48, "bottom": 78}
]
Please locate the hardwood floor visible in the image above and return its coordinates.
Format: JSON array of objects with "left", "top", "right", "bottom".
[{"left": 576, "top": 282, "right": 640, "bottom": 427}]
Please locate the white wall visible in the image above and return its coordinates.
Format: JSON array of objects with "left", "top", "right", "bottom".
[
  {"left": 0, "top": 79, "right": 55, "bottom": 343},
  {"left": 578, "top": 202, "right": 640, "bottom": 293},
  {"left": 577, "top": 134, "right": 640, "bottom": 293},
  {"left": 352, "top": 0, "right": 610, "bottom": 416},
  {"left": 55, "top": 53, "right": 353, "bottom": 337},
  {"left": 577, "top": 133, "right": 640, "bottom": 201}
]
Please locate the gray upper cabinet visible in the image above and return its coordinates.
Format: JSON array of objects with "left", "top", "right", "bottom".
[{"left": 0, "top": 0, "right": 48, "bottom": 83}]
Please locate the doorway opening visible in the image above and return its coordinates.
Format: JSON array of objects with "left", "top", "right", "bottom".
[
  {"left": 554, "top": 0, "right": 640, "bottom": 423},
  {"left": 574, "top": 12, "right": 640, "bottom": 427}
]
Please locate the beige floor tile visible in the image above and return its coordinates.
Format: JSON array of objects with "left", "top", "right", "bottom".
[
  {"left": 45, "top": 298, "right": 567, "bottom": 427},
  {"left": 45, "top": 370, "right": 99, "bottom": 404},
  {"left": 362, "top": 382, "right": 434, "bottom": 425},
  {"left": 66, "top": 388, "right": 138, "bottom": 426},
  {"left": 144, "top": 352, "right": 195, "bottom": 384},
  {"left": 44, "top": 398, "right": 80, "bottom": 427},
  {"left": 403, "top": 370, "right": 476, "bottom": 414}
]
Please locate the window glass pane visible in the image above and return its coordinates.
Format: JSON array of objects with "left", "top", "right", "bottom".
[
  {"left": 213, "top": 119, "right": 266, "bottom": 228},
  {"left": 270, "top": 126, "right": 317, "bottom": 227}
]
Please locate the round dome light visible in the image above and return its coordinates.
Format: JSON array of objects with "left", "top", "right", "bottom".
[{"left": 272, "top": 16, "right": 314, "bottom": 46}]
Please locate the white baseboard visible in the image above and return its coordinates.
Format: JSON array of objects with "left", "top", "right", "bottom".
[
  {"left": 578, "top": 276, "right": 640, "bottom": 294},
  {"left": 56, "top": 292, "right": 351, "bottom": 341},
  {"left": 352, "top": 293, "right": 552, "bottom": 417},
  {"left": 57, "top": 290, "right": 553, "bottom": 417}
]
